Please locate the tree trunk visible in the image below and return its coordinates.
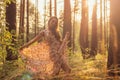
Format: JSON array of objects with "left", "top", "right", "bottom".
[
  {"left": 90, "top": 1, "right": 97, "bottom": 58},
  {"left": 106, "top": 0, "right": 109, "bottom": 49},
  {"left": 99, "top": 0, "right": 105, "bottom": 54},
  {"left": 6, "top": 2, "right": 16, "bottom": 31},
  {"left": 72, "top": 0, "right": 77, "bottom": 54},
  {"left": 107, "top": 0, "right": 120, "bottom": 77},
  {"left": 79, "top": 0, "right": 89, "bottom": 59},
  {"left": 19, "top": 0, "right": 25, "bottom": 42},
  {"left": 6, "top": 1, "right": 18, "bottom": 60},
  {"left": 104, "top": 0, "right": 106, "bottom": 46},
  {"left": 99, "top": 0, "right": 103, "bottom": 52},
  {"left": 50, "top": 0, "right": 52, "bottom": 17},
  {"left": 44, "top": 0, "right": 46, "bottom": 29},
  {"left": 63, "top": 0, "right": 72, "bottom": 47},
  {"left": 54, "top": 0, "right": 57, "bottom": 16},
  {"left": 34, "top": 0, "right": 38, "bottom": 36},
  {"left": 26, "top": 0, "right": 29, "bottom": 42}
]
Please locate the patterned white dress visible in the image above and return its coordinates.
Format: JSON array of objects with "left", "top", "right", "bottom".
[{"left": 20, "top": 29, "right": 63, "bottom": 77}]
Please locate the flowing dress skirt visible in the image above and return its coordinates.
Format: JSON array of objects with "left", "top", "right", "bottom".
[{"left": 20, "top": 42, "right": 56, "bottom": 77}]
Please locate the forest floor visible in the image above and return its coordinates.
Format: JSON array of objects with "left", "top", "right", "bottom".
[
  {"left": 62, "top": 52, "right": 108, "bottom": 80},
  {"left": 43, "top": 51, "right": 107, "bottom": 80},
  {"left": 0, "top": 51, "right": 118, "bottom": 80}
]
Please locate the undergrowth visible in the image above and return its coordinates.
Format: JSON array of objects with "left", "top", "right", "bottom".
[
  {"left": 0, "top": 51, "right": 115, "bottom": 80},
  {"left": 68, "top": 53, "right": 107, "bottom": 80}
]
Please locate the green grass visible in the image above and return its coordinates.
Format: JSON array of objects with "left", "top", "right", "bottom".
[{"left": 66, "top": 52, "right": 108, "bottom": 80}]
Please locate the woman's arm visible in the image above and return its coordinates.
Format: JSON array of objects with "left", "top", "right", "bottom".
[
  {"left": 58, "top": 32, "right": 69, "bottom": 54},
  {"left": 19, "top": 30, "right": 44, "bottom": 50}
]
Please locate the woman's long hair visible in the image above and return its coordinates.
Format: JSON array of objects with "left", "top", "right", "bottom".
[{"left": 48, "top": 17, "right": 61, "bottom": 42}]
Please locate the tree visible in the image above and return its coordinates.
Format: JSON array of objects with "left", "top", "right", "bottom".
[
  {"left": 26, "top": 0, "right": 29, "bottom": 42},
  {"left": 72, "top": 0, "right": 78, "bottom": 54},
  {"left": 54, "top": 0, "right": 57, "bottom": 16},
  {"left": 107, "top": 0, "right": 120, "bottom": 77},
  {"left": 63, "top": 0, "right": 72, "bottom": 47},
  {"left": 50, "top": 0, "right": 52, "bottom": 17},
  {"left": 106, "top": 0, "right": 109, "bottom": 48},
  {"left": 6, "top": 1, "right": 18, "bottom": 60},
  {"left": 99, "top": 0, "right": 105, "bottom": 54},
  {"left": 19, "top": 0, "right": 25, "bottom": 42},
  {"left": 90, "top": 1, "right": 97, "bottom": 58},
  {"left": 103, "top": 0, "right": 107, "bottom": 52},
  {"left": 6, "top": 2, "right": 16, "bottom": 32},
  {"left": 34, "top": 0, "right": 38, "bottom": 36},
  {"left": 79, "top": 0, "right": 89, "bottom": 59},
  {"left": 99, "top": 0, "right": 103, "bottom": 42},
  {"left": 44, "top": 0, "right": 46, "bottom": 29}
]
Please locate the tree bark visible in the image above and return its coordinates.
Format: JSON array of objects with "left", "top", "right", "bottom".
[
  {"left": 107, "top": 0, "right": 120, "bottom": 76},
  {"left": 50, "top": 0, "right": 52, "bottom": 17},
  {"left": 90, "top": 1, "right": 97, "bottom": 58},
  {"left": 34, "top": 0, "right": 38, "bottom": 36},
  {"left": 6, "top": 1, "right": 18, "bottom": 60},
  {"left": 54, "top": 0, "right": 57, "bottom": 16},
  {"left": 19, "top": 0, "right": 25, "bottom": 42},
  {"left": 79, "top": 0, "right": 89, "bottom": 59},
  {"left": 99, "top": 0, "right": 105, "bottom": 54},
  {"left": 100, "top": 0, "right": 103, "bottom": 41},
  {"left": 26, "top": 0, "right": 29, "bottom": 42},
  {"left": 63, "top": 0, "right": 72, "bottom": 47},
  {"left": 44, "top": 0, "right": 46, "bottom": 29}
]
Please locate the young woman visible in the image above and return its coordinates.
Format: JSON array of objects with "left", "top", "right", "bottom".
[{"left": 19, "top": 17, "right": 71, "bottom": 79}]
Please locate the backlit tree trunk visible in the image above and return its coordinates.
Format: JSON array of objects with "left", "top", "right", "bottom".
[
  {"left": 107, "top": 0, "right": 120, "bottom": 77},
  {"left": 50, "top": 0, "right": 52, "bottom": 17},
  {"left": 63, "top": 0, "right": 72, "bottom": 47},
  {"left": 90, "top": 1, "right": 97, "bottom": 58},
  {"left": 34, "top": 0, "right": 38, "bottom": 36},
  {"left": 99, "top": 0, "right": 105, "bottom": 54},
  {"left": 44, "top": 0, "right": 46, "bottom": 29},
  {"left": 54, "top": 0, "right": 57, "bottom": 16},
  {"left": 19, "top": 0, "right": 25, "bottom": 42},
  {"left": 99, "top": 0, "right": 103, "bottom": 52},
  {"left": 79, "top": 0, "right": 89, "bottom": 59}
]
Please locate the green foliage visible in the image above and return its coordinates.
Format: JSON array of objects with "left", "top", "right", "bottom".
[
  {"left": 0, "top": 59, "right": 25, "bottom": 80},
  {"left": 0, "top": 23, "right": 20, "bottom": 62},
  {"left": 0, "top": 0, "right": 9, "bottom": 62},
  {"left": 0, "top": 29, "right": 12, "bottom": 62},
  {"left": 67, "top": 53, "right": 107, "bottom": 80},
  {"left": 0, "top": 29, "right": 12, "bottom": 45},
  {"left": 0, "top": 0, "right": 21, "bottom": 62},
  {"left": 0, "top": 0, "right": 20, "bottom": 74},
  {"left": 0, "top": 28, "right": 21, "bottom": 80},
  {"left": 3, "top": 0, "right": 16, "bottom": 4}
]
